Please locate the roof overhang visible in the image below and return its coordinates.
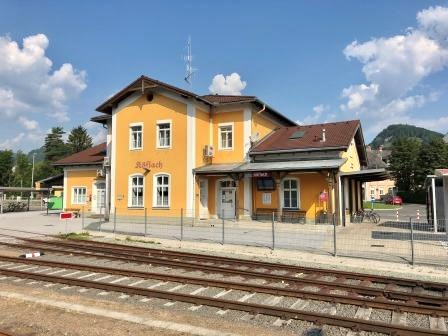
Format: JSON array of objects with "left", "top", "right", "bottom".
[
  {"left": 435, "top": 169, "right": 448, "bottom": 177},
  {"left": 250, "top": 146, "right": 347, "bottom": 155},
  {"left": 339, "top": 168, "right": 390, "bottom": 182},
  {"left": 90, "top": 115, "right": 111, "bottom": 125},
  {"left": 194, "top": 159, "right": 345, "bottom": 175}
]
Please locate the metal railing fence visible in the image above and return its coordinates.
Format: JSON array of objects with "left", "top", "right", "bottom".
[{"left": 81, "top": 207, "right": 448, "bottom": 266}]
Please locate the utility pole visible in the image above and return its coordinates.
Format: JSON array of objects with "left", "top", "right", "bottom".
[{"left": 30, "top": 153, "right": 36, "bottom": 199}]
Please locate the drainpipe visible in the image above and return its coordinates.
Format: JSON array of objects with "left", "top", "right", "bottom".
[
  {"left": 103, "top": 122, "right": 110, "bottom": 221},
  {"left": 256, "top": 104, "right": 266, "bottom": 114}
]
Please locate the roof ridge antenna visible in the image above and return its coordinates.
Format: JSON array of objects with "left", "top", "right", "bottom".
[{"left": 183, "top": 35, "right": 197, "bottom": 87}]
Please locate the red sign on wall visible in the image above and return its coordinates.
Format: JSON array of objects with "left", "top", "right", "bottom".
[{"left": 59, "top": 212, "right": 73, "bottom": 220}]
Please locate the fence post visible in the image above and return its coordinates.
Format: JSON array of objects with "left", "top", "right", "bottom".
[
  {"left": 81, "top": 206, "right": 85, "bottom": 230},
  {"left": 180, "top": 208, "right": 184, "bottom": 241},
  {"left": 113, "top": 207, "right": 117, "bottom": 233},
  {"left": 222, "top": 209, "right": 225, "bottom": 245},
  {"left": 271, "top": 212, "right": 275, "bottom": 250},
  {"left": 333, "top": 213, "right": 337, "bottom": 257},
  {"left": 410, "top": 217, "right": 415, "bottom": 265},
  {"left": 99, "top": 206, "right": 102, "bottom": 232}
]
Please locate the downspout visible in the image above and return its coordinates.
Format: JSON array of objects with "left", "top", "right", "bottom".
[{"left": 103, "top": 123, "right": 110, "bottom": 221}]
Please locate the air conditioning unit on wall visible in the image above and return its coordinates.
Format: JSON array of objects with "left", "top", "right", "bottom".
[{"left": 203, "top": 145, "right": 214, "bottom": 157}]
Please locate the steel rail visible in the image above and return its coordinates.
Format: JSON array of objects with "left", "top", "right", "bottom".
[
  {"left": 1, "top": 239, "right": 446, "bottom": 309},
  {"left": 46, "top": 236, "right": 448, "bottom": 291},
  {"left": 0, "top": 255, "right": 445, "bottom": 317},
  {"left": 0, "top": 267, "right": 444, "bottom": 336}
]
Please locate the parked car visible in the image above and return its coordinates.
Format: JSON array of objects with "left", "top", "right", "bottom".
[{"left": 385, "top": 195, "right": 403, "bottom": 205}]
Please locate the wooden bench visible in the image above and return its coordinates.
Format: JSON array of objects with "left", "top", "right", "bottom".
[
  {"left": 253, "top": 208, "right": 276, "bottom": 221},
  {"left": 64, "top": 208, "right": 81, "bottom": 218},
  {"left": 281, "top": 209, "right": 306, "bottom": 224}
]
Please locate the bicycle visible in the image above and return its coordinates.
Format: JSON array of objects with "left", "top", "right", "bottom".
[{"left": 352, "top": 209, "right": 380, "bottom": 224}]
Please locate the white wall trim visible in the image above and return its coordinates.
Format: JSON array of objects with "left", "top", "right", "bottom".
[
  {"left": 243, "top": 107, "right": 252, "bottom": 161},
  {"left": 128, "top": 173, "right": 145, "bottom": 208},
  {"left": 153, "top": 172, "right": 171, "bottom": 208},
  {"left": 111, "top": 91, "right": 141, "bottom": 211},
  {"left": 186, "top": 102, "right": 195, "bottom": 211},
  {"left": 243, "top": 174, "right": 252, "bottom": 218},
  {"left": 63, "top": 169, "right": 68, "bottom": 209}
]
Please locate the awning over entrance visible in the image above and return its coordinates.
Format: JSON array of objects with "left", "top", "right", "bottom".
[
  {"left": 194, "top": 158, "right": 346, "bottom": 174},
  {"left": 339, "top": 168, "right": 390, "bottom": 182}
]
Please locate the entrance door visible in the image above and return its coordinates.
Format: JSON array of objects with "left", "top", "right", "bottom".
[
  {"left": 199, "top": 179, "right": 209, "bottom": 219},
  {"left": 96, "top": 183, "right": 106, "bottom": 214},
  {"left": 220, "top": 188, "right": 235, "bottom": 219}
]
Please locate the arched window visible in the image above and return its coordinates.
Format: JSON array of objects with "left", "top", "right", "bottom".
[
  {"left": 128, "top": 174, "right": 144, "bottom": 207},
  {"left": 153, "top": 173, "right": 170, "bottom": 207},
  {"left": 283, "top": 178, "right": 299, "bottom": 209}
]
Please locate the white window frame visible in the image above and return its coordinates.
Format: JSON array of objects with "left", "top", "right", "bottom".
[
  {"left": 128, "top": 174, "right": 145, "bottom": 208},
  {"left": 282, "top": 178, "right": 300, "bottom": 209},
  {"left": 129, "top": 122, "right": 143, "bottom": 151},
  {"left": 72, "top": 186, "right": 87, "bottom": 205},
  {"left": 379, "top": 188, "right": 384, "bottom": 196},
  {"left": 153, "top": 173, "right": 171, "bottom": 208},
  {"left": 156, "top": 120, "right": 172, "bottom": 149},
  {"left": 370, "top": 188, "right": 375, "bottom": 196},
  {"left": 218, "top": 122, "right": 234, "bottom": 150}
]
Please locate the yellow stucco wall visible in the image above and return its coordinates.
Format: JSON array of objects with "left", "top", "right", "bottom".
[
  {"left": 212, "top": 110, "right": 244, "bottom": 163},
  {"left": 65, "top": 169, "right": 98, "bottom": 211},
  {"left": 251, "top": 113, "right": 278, "bottom": 140},
  {"left": 340, "top": 139, "right": 361, "bottom": 172},
  {"left": 113, "top": 93, "right": 187, "bottom": 216},
  {"left": 195, "top": 108, "right": 210, "bottom": 167},
  {"left": 252, "top": 173, "right": 329, "bottom": 220}
]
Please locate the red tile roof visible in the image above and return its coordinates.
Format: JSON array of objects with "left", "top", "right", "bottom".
[
  {"left": 200, "top": 95, "right": 256, "bottom": 104},
  {"left": 251, "top": 120, "right": 361, "bottom": 153},
  {"left": 53, "top": 143, "right": 106, "bottom": 166}
]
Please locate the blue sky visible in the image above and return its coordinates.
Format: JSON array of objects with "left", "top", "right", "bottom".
[{"left": 0, "top": 1, "right": 448, "bottom": 151}]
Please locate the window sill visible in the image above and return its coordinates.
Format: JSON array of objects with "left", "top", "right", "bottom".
[
  {"left": 129, "top": 148, "right": 143, "bottom": 151},
  {"left": 127, "top": 207, "right": 144, "bottom": 210},
  {"left": 152, "top": 206, "right": 170, "bottom": 210},
  {"left": 218, "top": 148, "right": 234, "bottom": 151},
  {"left": 156, "top": 146, "right": 172, "bottom": 150}
]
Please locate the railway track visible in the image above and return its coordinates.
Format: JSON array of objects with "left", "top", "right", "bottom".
[
  {"left": 0, "top": 234, "right": 447, "bottom": 334},
  {"left": 0, "top": 256, "right": 445, "bottom": 335}
]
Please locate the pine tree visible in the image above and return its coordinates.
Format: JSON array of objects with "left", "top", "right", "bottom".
[
  {"left": 44, "top": 127, "right": 68, "bottom": 163},
  {"left": 67, "top": 126, "right": 93, "bottom": 154},
  {"left": 415, "top": 138, "right": 448, "bottom": 187},
  {"left": 389, "top": 137, "right": 422, "bottom": 192}
]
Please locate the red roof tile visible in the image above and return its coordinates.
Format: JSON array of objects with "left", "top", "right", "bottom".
[
  {"left": 53, "top": 143, "right": 106, "bottom": 166},
  {"left": 251, "top": 120, "right": 360, "bottom": 153}
]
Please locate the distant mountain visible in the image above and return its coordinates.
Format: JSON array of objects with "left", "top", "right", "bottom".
[
  {"left": 27, "top": 147, "right": 45, "bottom": 163},
  {"left": 369, "top": 124, "right": 443, "bottom": 149}
]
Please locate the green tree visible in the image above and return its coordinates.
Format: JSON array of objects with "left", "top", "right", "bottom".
[
  {"left": 67, "top": 126, "right": 93, "bottom": 154},
  {"left": 389, "top": 137, "right": 422, "bottom": 193},
  {"left": 0, "top": 150, "right": 14, "bottom": 186},
  {"left": 415, "top": 138, "right": 448, "bottom": 187},
  {"left": 44, "top": 127, "right": 68, "bottom": 163},
  {"left": 13, "top": 151, "right": 31, "bottom": 187}
]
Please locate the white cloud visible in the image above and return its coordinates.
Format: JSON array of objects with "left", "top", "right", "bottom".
[
  {"left": 18, "top": 116, "right": 38, "bottom": 130},
  {"left": 0, "top": 33, "right": 87, "bottom": 132},
  {"left": 0, "top": 133, "right": 25, "bottom": 150},
  {"left": 208, "top": 73, "right": 247, "bottom": 95},
  {"left": 299, "top": 104, "right": 330, "bottom": 125},
  {"left": 336, "top": 5, "right": 448, "bottom": 136},
  {"left": 84, "top": 121, "right": 107, "bottom": 145}
]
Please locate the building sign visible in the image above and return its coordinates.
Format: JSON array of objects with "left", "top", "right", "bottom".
[
  {"left": 262, "top": 193, "right": 272, "bottom": 205},
  {"left": 135, "top": 161, "right": 163, "bottom": 169},
  {"left": 253, "top": 172, "right": 271, "bottom": 177}
]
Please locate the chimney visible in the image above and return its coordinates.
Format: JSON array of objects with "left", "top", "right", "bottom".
[{"left": 322, "top": 128, "right": 326, "bottom": 142}]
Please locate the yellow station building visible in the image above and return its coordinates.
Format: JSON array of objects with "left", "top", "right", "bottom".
[{"left": 55, "top": 76, "right": 388, "bottom": 224}]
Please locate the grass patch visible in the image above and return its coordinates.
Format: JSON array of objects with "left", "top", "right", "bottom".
[
  {"left": 363, "top": 201, "right": 400, "bottom": 210},
  {"left": 58, "top": 231, "right": 91, "bottom": 240},
  {"left": 122, "top": 236, "right": 161, "bottom": 245}
]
